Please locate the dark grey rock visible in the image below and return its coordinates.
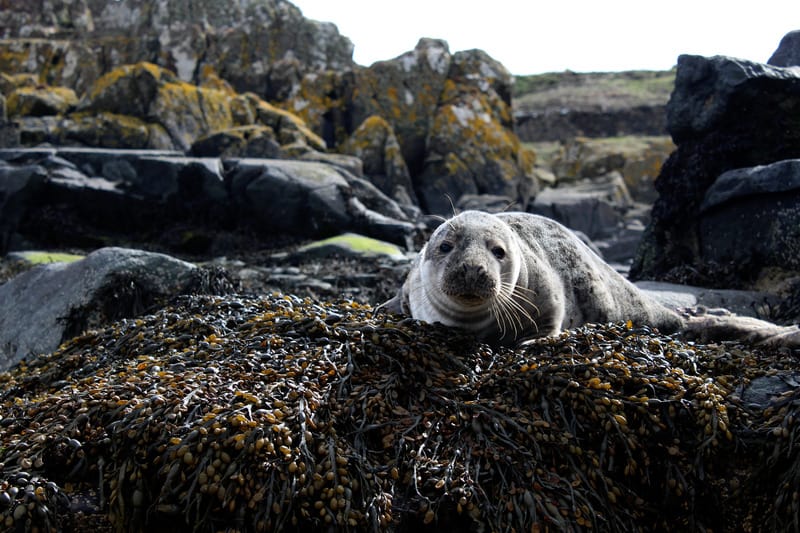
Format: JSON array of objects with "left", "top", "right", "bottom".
[
  {"left": 768, "top": 30, "right": 800, "bottom": 67},
  {"left": 631, "top": 54, "right": 800, "bottom": 286},
  {"left": 0, "top": 161, "right": 47, "bottom": 253},
  {"left": 228, "top": 158, "right": 416, "bottom": 246},
  {"left": 701, "top": 159, "right": 800, "bottom": 211},
  {"left": 529, "top": 173, "right": 631, "bottom": 240},
  {"left": 0, "top": 247, "right": 196, "bottom": 371},
  {"left": 698, "top": 162, "right": 800, "bottom": 274},
  {"left": 666, "top": 55, "right": 800, "bottom": 144},
  {"left": 740, "top": 373, "right": 800, "bottom": 409}
]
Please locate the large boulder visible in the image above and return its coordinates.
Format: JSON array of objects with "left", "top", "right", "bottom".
[
  {"left": 0, "top": 247, "right": 197, "bottom": 371},
  {"left": 0, "top": 0, "right": 355, "bottom": 98},
  {"left": 228, "top": 158, "right": 417, "bottom": 246},
  {"left": 351, "top": 38, "right": 452, "bottom": 176},
  {"left": 529, "top": 172, "right": 632, "bottom": 241},
  {"left": 631, "top": 55, "right": 800, "bottom": 288},
  {"left": 415, "top": 49, "right": 537, "bottom": 214}
]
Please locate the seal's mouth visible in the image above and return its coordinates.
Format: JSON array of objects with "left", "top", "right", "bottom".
[{"left": 452, "top": 292, "right": 490, "bottom": 306}]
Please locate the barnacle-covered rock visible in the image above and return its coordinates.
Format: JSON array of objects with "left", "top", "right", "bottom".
[{"left": 1, "top": 293, "right": 799, "bottom": 532}]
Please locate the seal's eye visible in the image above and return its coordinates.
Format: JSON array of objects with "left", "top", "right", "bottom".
[
  {"left": 439, "top": 242, "right": 453, "bottom": 254},
  {"left": 492, "top": 246, "right": 506, "bottom": 260}
]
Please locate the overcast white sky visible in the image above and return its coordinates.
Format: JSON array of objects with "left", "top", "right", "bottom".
[{"left": 291, "top": 0, "right": 798, "bottom": 74}]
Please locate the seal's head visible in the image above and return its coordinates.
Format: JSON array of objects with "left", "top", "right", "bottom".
[{"left": 406, "top": 211, "right": 533, "bottom": 339}]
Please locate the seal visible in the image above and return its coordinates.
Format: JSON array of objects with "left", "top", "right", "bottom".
[{"left": 381, "top": 210, "right": 684, "bottom": 345}]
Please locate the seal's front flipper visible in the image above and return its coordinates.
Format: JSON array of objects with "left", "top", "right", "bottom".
[{"left": 375, "top": 294, "right": 404, "bottom": 316}]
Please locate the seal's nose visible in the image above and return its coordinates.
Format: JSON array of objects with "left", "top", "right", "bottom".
[{"left": 462, "top": 263, "right": 486, "bottom": 285}]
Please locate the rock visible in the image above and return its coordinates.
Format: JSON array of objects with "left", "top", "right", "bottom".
[
  {"left": 0, "top": 148, "right": 225, "bottom": 253},
  {"left": 232, "top": 92, "right": 326, "bottom": 151},
  {"left": 295, "top": 150, "right": 364, "bottom": 178},
  {"left": 768, "top": 30, "right": 800, "bottom": 67},
  {"left": 1, "top": 147, "right": 418, "bottom": 254},
  {"left": 549, "top": 136, "right": 674, "bottom": 203},
  {"left": 665, "top": 55, "right": 800, "bottom": 145},
  {"left": 190, "top": 126, "right": 283, "bottom": 159},
  {"left": 8, "top": 63, "right": 327, "bottom": 155},
  {"left": 350, "top": 38, "right": 452, "bottom": 176},
  {"left": 529, "top": 172, "right": 632, "bottom": 240},
  {"left": 631, "top": 54, "right": 800, "bottom": 287},
  {"left": 698, "top": 160, "right": 800, "bottom": 276},
  {"left": 416, "top": 49, "right": 537, "bottom": 214},
  {"left": 456, "top": 194, "right": 518, "bottom": 213},
  {"left": 0, "top": 0, "right": 355, "bottom": 97},
  {"left": 0, "top": 247, "right": 197, "bottom": 370},
  {"left": 6, "top": 85, "right": 78, "bottom": 117},
  {"left": 514, "top": 105, "right": 667, "bottom": 142},
  {"left": 228, "top": 158, "right": 416, "bottom": 246},
  {"left": 343, "top": 115, "right": 416, "bottom": 205},
  {"left": 16, "top": 112, "right": 173, "bottom": 149},
  {"left": 79, "top": 62, "right": 235, "bottom": 151},
  {"left": 0, "top": 160, "right": 47, "bottom": 252}
]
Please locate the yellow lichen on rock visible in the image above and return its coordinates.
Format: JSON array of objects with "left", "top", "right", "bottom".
[{"left": 7, "top": 85, "right": 78, "bottom": 117}]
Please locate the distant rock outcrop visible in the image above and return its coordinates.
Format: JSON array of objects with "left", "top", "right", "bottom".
[
  {"left": 631, "top": 53, "right": 800, "bottom": 292},
  {"left": 287, "top": 38, "right": 537, "bottom": 214},
  {"left": 0, "top": 0, "right": 355, "bottom": 98},
  {"left": 2, "top": 0, "right": 536, "bottom": 217}
]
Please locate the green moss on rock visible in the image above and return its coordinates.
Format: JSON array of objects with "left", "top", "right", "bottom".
[{"left": 298, "top": 233, "right": 405, "bottom": 259}]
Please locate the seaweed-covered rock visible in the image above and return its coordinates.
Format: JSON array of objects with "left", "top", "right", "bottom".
[
  {"left": 631, "top": 55, "right": 800, "bottom": 287},
  {"left": 0, "top": 293, "right": 798, "bottom": 531},
  {"left": 0, "top": 247, "right": 197, "bottom": 370}
]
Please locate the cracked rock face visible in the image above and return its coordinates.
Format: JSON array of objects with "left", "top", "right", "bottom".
[{"left": 0, "top": 0, "right": 355, "bottom": 96}]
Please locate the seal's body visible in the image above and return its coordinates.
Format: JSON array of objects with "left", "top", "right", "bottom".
[{"left": 383, "top": 211, "right": 683, "bottom": 345}]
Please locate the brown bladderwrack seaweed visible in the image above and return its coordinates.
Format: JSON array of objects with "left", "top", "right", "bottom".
[{"left": 0, "top": 293, "right": 798, "bottom": 532}]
